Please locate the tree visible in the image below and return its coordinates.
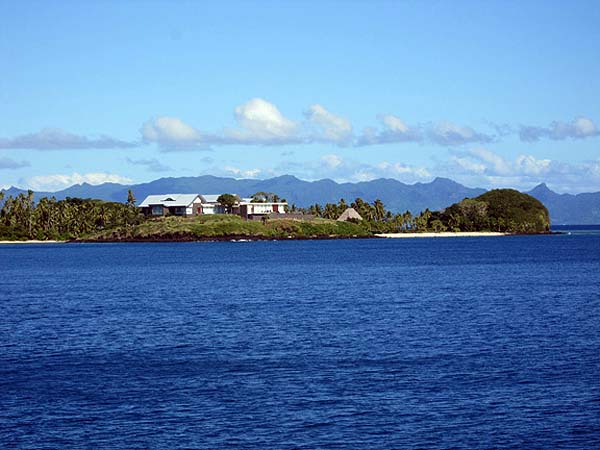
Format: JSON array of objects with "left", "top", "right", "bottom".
[
  {"left": 127, "top": 190, "right": 136, "bottom": 208},
  {"left": 251, "top": 191, "right": 281, "bottom": 203},
  {"left": 373, "top": 199, "right": 385, "bottom": 221},
  {"left": 414, "top": 209, "right": 432, "bottom": 231},
  {"left": 323, "top": 203, "right": 338, "bottom": 219},
  {"left": 430, "top": 219, "right": 447, "bottom": 233},
  {"left": 217, "top": 194, "right": 238, "bottom": 214},
  {"left": 337, "top": 198, "right": 347, "bottom": 216}
]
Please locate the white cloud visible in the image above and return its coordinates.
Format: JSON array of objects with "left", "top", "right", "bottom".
[
  {"left": 443, "top": 148, "right": 600, "bottom": 192},
  {"left": 139, "top": 101, "right": 505, "bottom": 149},
  {"left": 0, "top": 128, "right": 136, "bottom": 150},
  {"left": 26, "top": 172, "right": 133, "bottom": 192},
  {"left": 278, "top": 154, "right": 431, "bottom": 183},
  {"left": 452, "top": 157, "right": 486, "bottom": 174},
  {"left": 428, "top": 121, "right": 494, "bottom": 146},
  {"left": 381, "top": 115, "right": 411, "bottom": 134},
  {"left": 514, "top": 155, "right": 552, "bottom": 175},
  {"left": 376, "top": 162, "right": 432, "bottom": 179},
  {"left": 356, "top": 117, "right": 494, "bottom": 146},
  {"left": 226, "top": 98, "right": 299, "bottom": 144},
  {"left": 356, "top": 114, "right": 422, "bottom": 146},
  {"left": 570, "top": 117, "right": 597, "bottom": 137},
  {"left": 304, "top": 104, "right": 353, "bottom": 144},
  {"left": 222, "top": 166, "right": 262, "bottom": 178},
  {"left": 519, "top": 116, "right": 599, "bottom": 142},
  {"left": 141, "top": 116, "right": 207, "bottom": 150},
  {"left": 464, "top": 148, "right": 512, "bottom": 175}
]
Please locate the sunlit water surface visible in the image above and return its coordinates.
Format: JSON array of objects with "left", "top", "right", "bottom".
[{"left": 1, "top": 235, "right": 599, "bottom": 448}]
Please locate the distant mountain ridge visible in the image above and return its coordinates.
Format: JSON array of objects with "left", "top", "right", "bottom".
[
  {"left": 2, "top": 175, "right": 599, "bottom": 224},
  {"left": 526, "top": 183, "right": 600, "bottom": 225}
]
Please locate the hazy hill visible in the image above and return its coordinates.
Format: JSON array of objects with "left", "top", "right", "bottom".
[
  {"left": 2, "top": 175, "right": 599, "bottom": 224},
  {"left": 526, "top": 183, "right": 600, "bottom": 225}
]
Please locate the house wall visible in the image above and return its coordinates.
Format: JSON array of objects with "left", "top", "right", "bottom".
[{"left": 191, "top": 198, "right": 203, "bottom": 216}]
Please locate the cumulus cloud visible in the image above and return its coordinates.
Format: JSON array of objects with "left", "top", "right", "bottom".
[
  {"left": 356, "top": 114, "right": 423, "bottom": 146},
  {"left": 225, "top": 98, "right": 300, "bottom": 144},
  {"left": 356, "top": 117, "right": 493, "bottom": 146},
  {"left": 222, "top": 166, "right": 262, "bottom": 178},
  {"left": 141, "top": 116, "right": 210, "bottom": 150},
  {"left": 443, "top": 148, "right": 600, "bottom": 192},
  {"left": 449, "top": 148, "right": 551, "bottom": 178},
  {"left": 0, "top": 128, "right": 136, "bottom": 150},
  {"left": 26, "top": 172, "right": 133, "bottom": 192},
  {"left": 0, "top": 157, "right": 30, "bottom": 170},
  {"left": 126, "top": 157, "right": 171, "bottom": 172},
  {"left": 304, "top": 104, "right": 353, "bottom": 144},
  {"left": 428, "top": 121, "right": 494, "bottom": 146},
  {"left": 141, "top": 100, "right": 503, "bottom": 149},
  {"left": 519, "top": 117, "right": 599, "bottom": 142}
]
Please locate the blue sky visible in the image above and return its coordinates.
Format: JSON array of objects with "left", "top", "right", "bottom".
[{"left": 1, "top": 0, "right": 599, "bottom": 193}]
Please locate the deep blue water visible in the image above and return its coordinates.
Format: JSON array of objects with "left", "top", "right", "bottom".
[{"left": 1, "top": 235, "right": 599, "bottom": 449}]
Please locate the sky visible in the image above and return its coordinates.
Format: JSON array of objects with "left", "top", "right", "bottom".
[{"left": 1, "top": 0, "right": 599, "bottom": 193}]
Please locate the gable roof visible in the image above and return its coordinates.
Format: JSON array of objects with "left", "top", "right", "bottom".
[
  {"left": 139, "top": 194, "right": 201, "bottom": 208},
  {"left": 199, "top": 194, "right": 223, "bottom": 203},
  {"left": 337, "top": 207, "right": 363, "bottom": 221}
]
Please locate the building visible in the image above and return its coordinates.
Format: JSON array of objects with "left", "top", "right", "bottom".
[
  {"left": 139, "top": 194, "right": 203, "bottom": 217},
  {"left": 139, "top": 193, "right": 287, "bottom": 219},
  {"left": 238, "top": 199, "right": 287, "bottom": 220},
  {"left": 337, "top": 207, "right": 363, "bottom": 222}
]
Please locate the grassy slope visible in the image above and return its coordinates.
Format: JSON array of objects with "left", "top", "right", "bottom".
[{"left": 81, "top": 214, "right": 371, "bottom": 241}]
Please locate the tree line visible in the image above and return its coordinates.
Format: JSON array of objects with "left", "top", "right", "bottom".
[
  {"left": 0, "top": 190, "right": 142, "bottom": 240},
  {"left": 288, "top": 189, "right": 549, "bottom": 233},
  {"left": 288, "top": 197, "right": 435, "bottom": 232}
]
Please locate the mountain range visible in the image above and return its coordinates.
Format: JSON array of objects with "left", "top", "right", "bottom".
[{"left": 2, "top": 175, "right": 599, "bottom": 224}]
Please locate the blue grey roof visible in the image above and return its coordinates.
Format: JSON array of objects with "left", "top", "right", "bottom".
[
  {"left": 139, "top": 194, "right": 200, "bottom": 208},
  {"left": 199, "top": 194, "right": 223, "bottom": 203}
]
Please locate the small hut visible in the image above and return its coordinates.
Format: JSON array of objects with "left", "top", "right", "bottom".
[{"left": 337, "top": 207, "right": 363, "bottom": 222}]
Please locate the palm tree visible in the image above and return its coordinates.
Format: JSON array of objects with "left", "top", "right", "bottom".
[
  {"left": 127, "top": 189, "right": 136, "bottom": 208},
  {"left": 373, "top": 199, "right": 385, "bottom": 222}
]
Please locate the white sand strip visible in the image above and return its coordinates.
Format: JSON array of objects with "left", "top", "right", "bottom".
[{"left": 375, "top": 232, "right": 508, "bottom": 238}]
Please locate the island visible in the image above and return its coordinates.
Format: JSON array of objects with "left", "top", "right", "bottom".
[{"left": 0, "top": 188, "right": 550, "bottom": 242}]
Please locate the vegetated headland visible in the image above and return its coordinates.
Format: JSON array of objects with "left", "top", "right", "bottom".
[{"left": 0, "top": 188, "right": 550, "bottom": 243}]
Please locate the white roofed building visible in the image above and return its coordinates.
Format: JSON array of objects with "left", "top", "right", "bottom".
[
  {"left": 139, "top": 193, "right": 287, "bottom": 218},
  {"left": 139, "top": 194, "right": 203, "bottom": 217}
]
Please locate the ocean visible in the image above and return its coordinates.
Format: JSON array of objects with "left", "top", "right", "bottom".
[{"left": 1, "top": 234, "right": 599, "bottom": 448}]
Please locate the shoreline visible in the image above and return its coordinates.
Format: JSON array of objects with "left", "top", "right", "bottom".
[
  {"left": 1, "top": 231, "right": 560, "bottom": 244},
  {"left": 375, "top": 232, "right": 509, "bottom": 238},
  {"left": 0, "top": 240, "right": 66, "bottom": 244}
]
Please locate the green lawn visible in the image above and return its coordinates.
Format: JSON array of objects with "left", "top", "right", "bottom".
[{"left": 82, "top": 214, "right": 371, "bottom": 241}]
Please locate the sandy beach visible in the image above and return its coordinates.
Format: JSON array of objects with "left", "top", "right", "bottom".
[{"left": 375, "top": 232, "right": 508, "bottom": 238}]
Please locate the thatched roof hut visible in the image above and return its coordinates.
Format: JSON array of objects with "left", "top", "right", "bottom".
[{"left": 337, "top": 207, "right": 363, "bottom": 222}]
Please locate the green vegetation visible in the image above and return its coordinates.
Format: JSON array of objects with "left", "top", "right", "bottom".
[
  {"left": 81, "top": 214, "right": 370, "bottom": 241},
  {"left": 0, "top": 188, "right": 550, "bottom": 242},
  {"left": 298, "top": 190, "right": 550, "bottom": 234},
  {"left": 216, "top": 193, "right": 239, "bottom": 213},
  {"left": 0, "top": 191, "right": 141, "bottom": 240},
  {"left": 250, "top": 191, "right": 285, "bottom": 203},
  {"left": 435, "top": 189, "right": 550, "bottom": 233}
]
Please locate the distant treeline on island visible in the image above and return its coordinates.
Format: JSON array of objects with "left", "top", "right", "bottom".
[{"left": 0, "top": 188, "right": 549, "bottom": 241}]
